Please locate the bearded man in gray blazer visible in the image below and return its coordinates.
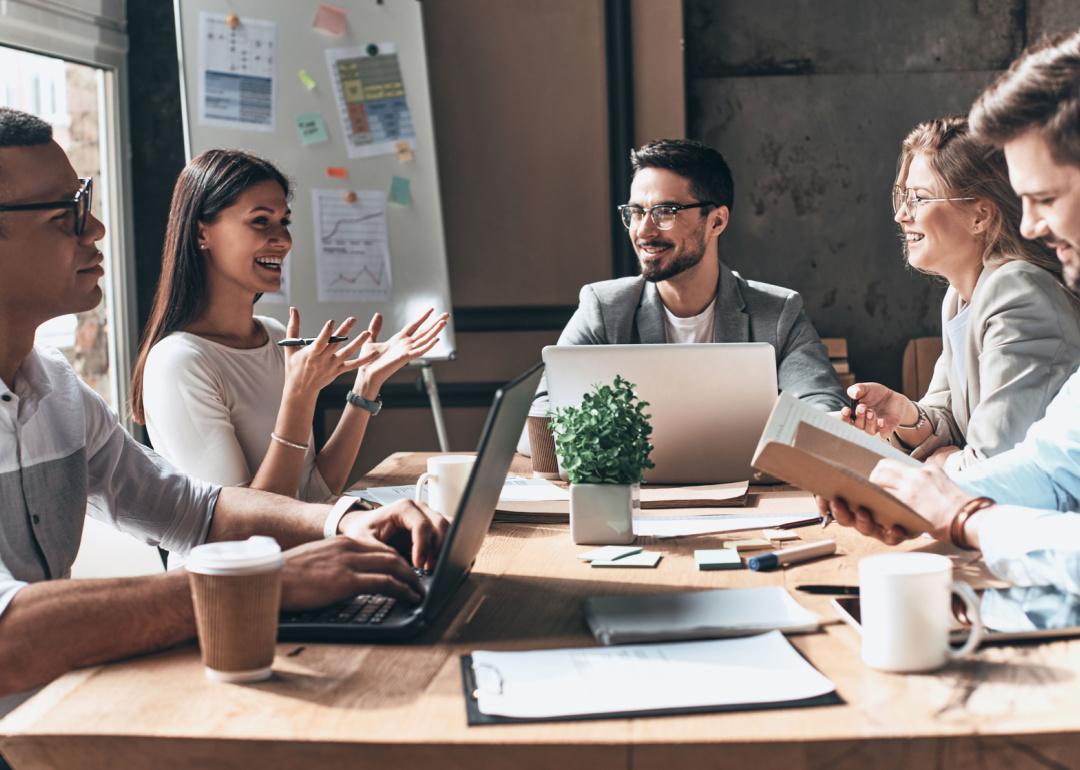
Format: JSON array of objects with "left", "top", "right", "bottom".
[
  {"left": 570, "top": 140, "right": 842, "bottom": 393},
  {"left": 520, "top": 139, "right": 844, "bottom": 454}
]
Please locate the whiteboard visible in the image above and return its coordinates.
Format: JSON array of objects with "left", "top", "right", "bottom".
[{"left": 174, "top": 0, "right": 455, "bottom": 358}]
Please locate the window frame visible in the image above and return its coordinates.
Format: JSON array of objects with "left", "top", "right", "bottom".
[{"left": 1, "top": 0, "right": 136, "bottom": 426}]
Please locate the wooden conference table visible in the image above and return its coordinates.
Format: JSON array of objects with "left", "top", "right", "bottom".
[{"left": 2, "top": 453, "right": 1079, "bottom": 769}]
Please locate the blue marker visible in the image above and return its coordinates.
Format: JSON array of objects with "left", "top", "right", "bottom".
[{"left": 747, "top": 539, "right": 836, "bottom": 572}]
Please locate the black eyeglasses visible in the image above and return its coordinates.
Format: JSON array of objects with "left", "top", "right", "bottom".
[
  {"left": 0, "top": 177, "right": 93, "bottom": 235},
  {"left": 617, "top": 201, "right": 715, "bottom": 230}
]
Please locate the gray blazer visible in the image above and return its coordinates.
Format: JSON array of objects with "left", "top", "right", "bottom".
[
  {"left": 520, "top": 262, "right": 845, "bottom": 453},
  {"left": 555, "top": 261, "right": 845, "bottom": 409},
  {"left": 899, "top": 259, "right": 1080, "bottom": 472}
]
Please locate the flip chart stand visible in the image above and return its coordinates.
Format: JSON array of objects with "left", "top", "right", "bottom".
[{"left": 420, "top": 362, "right": 450, "bottom": 452}]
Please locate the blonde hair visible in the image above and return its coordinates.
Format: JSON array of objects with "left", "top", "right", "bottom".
[{"left": 896, "top": 115, "right": 1060, "bottom": 276}]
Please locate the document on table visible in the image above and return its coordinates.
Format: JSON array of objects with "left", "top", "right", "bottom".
[
  {"left": 347, "top": 477, "right": 567, "bottom": 507},
  {"left": 632, "top": 513, "right": 820, "bottom": 538},
  {"left": 467, "top": 630, "right": 836, "bottom": 720}
]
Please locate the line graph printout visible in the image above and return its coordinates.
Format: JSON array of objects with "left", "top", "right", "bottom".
[
  {"left": 313, "top": 189, "right": 393, "bottom": 302},
  {"left": 197, "top": 12, "right": 276, "bottom": 131},
  {"left": 325, "top": 44, "right": 416, "bottom": 159}
]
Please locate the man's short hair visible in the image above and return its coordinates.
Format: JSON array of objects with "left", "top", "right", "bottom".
[
  {"left": 969, "top": 28, "right": 1080, "bottom": 167},
  {"left": 630, "top": 138, "right": 735, "bottom": 211},
  {"left": 0, "top": 107, "right": 53, "bottom": 148}
]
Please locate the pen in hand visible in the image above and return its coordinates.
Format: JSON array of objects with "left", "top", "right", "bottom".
[{"left": 277, "top": 335, "right": 350, "bottom": 347}]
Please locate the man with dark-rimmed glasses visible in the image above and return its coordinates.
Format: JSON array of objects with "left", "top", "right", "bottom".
[
  {"left": 520, "top": 138, "right": 844, "bottom": 453},
  {"left": 0, "top": 107, "right": 450, "bottom": 723}
]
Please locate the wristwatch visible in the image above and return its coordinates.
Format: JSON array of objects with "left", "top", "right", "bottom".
[
  {"left": 345, "top": 390, "right": 382, "bottom": 415},
  {"left": 897, "top": 403, "right": 929, "bottom": 431}
]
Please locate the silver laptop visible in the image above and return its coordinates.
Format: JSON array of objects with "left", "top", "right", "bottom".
[{"left": 542, "top": 344, "right": 777, "bottom": 483}]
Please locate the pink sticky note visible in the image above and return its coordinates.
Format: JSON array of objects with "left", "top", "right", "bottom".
[{"left": 312, "top": 4, "right": 347, "bottom": 36}]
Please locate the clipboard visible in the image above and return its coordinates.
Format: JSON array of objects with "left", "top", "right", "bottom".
[{"left": 459, "top": 655, "right": 843, "bottom": 726}]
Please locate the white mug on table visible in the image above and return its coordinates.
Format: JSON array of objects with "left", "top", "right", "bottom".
[
  {"left": 859, "top": 552, "right": 984, "bottom": 672},
  {"left": 414, "top": 455, "right": 475, "bottom": 518}
]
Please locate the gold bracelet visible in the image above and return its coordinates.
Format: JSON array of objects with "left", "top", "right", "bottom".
[
  {"left": 270, "top": 432, "right": 308, "bottom": 451},
  {"left": 949, "top": 496, "right": 995, "bottom": 550}
]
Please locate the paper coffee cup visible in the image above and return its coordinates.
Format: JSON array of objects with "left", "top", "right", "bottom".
[
  {"left": 527, "top": 415, "right": 560, "bottom": 479},
  {"left": 187, "top": 536, "right": 284, "bottom": 683}
]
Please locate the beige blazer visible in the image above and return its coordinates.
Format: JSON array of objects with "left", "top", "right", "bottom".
[{"left": 899, "top": 259, "right": 1080, "bottom": 472}]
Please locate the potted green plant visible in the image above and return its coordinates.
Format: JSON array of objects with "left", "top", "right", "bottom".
[{"left": 550, "top": 375, "right": 655, "bottom": 545}]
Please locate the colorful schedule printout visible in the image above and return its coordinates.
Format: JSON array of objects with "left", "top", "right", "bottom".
[
  {"left": 197, "top": 12, "right": 276, "bottom": 131},
  {"left": 312, "top": 189, "right": 393, "bottom": 302},
  {"left": 325, "top": 44, "right": 416, "bottom": 159}
]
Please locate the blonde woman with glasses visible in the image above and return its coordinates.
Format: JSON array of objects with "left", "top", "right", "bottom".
[{"left": 843, "top": 115, "right": 1080, "bottom": 472}]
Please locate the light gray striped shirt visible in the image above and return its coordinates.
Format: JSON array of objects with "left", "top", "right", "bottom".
[{"left": 0, "top": 346, "right": 219, "bottom": 619}]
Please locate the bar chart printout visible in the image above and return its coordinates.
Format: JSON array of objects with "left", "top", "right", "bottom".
[{"left": 313, "top": 189, "right": 393, "bottom": 303}]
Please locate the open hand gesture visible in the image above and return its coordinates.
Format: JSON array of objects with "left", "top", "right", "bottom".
[
  {"left": 353, "top": 308, "right": 449, "bottom": 393},
  {"left": 282, "top": 307, "right": 379, "bottom": 402}
]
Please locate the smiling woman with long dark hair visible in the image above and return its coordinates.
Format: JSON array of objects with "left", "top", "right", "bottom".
[{"left": 131, "top": 149, "right": 446, "bottom": 500}]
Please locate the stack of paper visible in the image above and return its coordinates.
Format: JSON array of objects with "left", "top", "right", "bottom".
[
  {"left": 464, "top": 630, "right": 838, "bottom": 722},
  {"left": 494, "top": 480, "right": 749, "bottom": 524}
]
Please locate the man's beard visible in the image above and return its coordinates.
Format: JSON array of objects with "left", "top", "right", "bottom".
[{"left": 638, "top": 237, "right": 707, "bottom": 283}]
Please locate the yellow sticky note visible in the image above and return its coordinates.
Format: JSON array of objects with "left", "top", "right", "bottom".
[
  {"left": 298, "top": 69, "right": 317, "bottom": 91},
  {"left": 395, "top": 140, "right": 414, "bottom": 162}
]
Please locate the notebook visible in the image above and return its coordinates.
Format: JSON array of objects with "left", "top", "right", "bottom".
[{"left": 583, "top": 586, "right": 821, "bottom": 645}]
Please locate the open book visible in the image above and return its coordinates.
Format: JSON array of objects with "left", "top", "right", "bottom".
[{"left": 751, "top": 393, "right": 933, "bottom": 535}]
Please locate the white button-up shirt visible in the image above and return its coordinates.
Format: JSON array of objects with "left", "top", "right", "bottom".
[{"left": 0, "top": 346, "right": 219, "bottom": 619}]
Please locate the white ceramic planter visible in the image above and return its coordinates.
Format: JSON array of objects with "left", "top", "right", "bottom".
[{"left": 569, "top": 483, "right": 639, "bottom": 545}]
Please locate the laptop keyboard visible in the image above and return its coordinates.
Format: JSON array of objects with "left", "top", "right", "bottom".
[{"left": 281, "top": 594, "right": 397, "bottom": 625}]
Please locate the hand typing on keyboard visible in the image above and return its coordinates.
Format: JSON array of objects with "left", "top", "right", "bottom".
[{"left": 337, "top": 498, "right": 451, "bottom": 572}]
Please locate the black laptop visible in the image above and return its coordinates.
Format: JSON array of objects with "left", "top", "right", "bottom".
[{"left": 279, "top": 363, "right": 544, "bottom": 642}]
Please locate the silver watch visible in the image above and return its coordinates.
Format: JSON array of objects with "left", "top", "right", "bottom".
[
  {"left": 345, "top": 390, "right": 382, "bottom": 415},
  {"left": 898, "top": 404, "right": 928, "bottom": 431}
]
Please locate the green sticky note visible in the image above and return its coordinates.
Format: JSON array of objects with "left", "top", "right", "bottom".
[
  {"left": 389, "top": 175, "right": 412, "bottom": 205},
  {"left": 695, "top": 548, "right": 742, "bottom": 571},
  {"left": 298, "top": 68, "right": 317, "bottom": 90},
  {"left": 296, "top": 112, "right": 329, "bottom": 146}
]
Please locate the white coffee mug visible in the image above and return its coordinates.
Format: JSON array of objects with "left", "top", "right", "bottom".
[
  {"left": 414, "top": 455, "right": 475, "bottom": 517},
  {"left": 859, "top": 552, "right": 984, "bottom": 672}
]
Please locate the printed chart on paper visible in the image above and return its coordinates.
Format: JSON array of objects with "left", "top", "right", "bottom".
[
  {"left": 325, "top": 44, "right": 416, "bottom": 159},
  {"left": 313, "top": 189, "right": 393, "bottom": 302},
  {"left": 197, "top": 12, "right": 276, "bottom": 131}
]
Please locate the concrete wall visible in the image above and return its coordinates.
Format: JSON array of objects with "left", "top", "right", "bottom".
[{"left": 685, "top": 0, "right": 1080, "bottom": 388}]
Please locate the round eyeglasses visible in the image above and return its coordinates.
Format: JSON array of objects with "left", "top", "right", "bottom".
[
  {"left": 892, "top": 185, "right": 975, "bottom": 216},
  {"left": 617, "top": 201, "right": 715, "bottom": 230}
]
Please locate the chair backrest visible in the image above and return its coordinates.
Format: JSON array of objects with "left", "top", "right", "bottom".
[{"left": 901, "top": 337, "right": 943, "bottom": 401}]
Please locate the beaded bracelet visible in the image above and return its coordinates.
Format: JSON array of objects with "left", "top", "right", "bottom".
[{"left": 949, "top": 496, "right": 995, "bottom": 550}]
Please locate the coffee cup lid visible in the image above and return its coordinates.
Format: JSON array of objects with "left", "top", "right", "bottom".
[{"left": 186, "top": 536, "right": 284, "bottom": 576}]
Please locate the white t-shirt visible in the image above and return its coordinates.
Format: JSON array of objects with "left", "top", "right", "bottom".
[
  {"left": 662, "top": 298, "right": 717, "bottom": 343},
  {"left": 143, "top": 316, "right": 331, "bottom": 502},
  {"left": 945, "top": 303, "right": 972, "bottom": 392}
]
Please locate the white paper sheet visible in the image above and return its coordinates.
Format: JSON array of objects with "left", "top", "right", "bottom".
[
  {"left": 632, "top": 513, "right": 819, "bottom": 538},
  {"left": 198, "top": 12, "right": 276, "bottom": 131},
  {"left": 325, "top": 44, "right": 416, "bottom": 159},
  {"left": 313, "top": 188, "right": 393, "bottom": 302},
  {"left": 347, "top": 477, "right": 568, "bottom": 507},
  {"left": 470, "top": 630, "right": 835, "bottom": 719}
]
